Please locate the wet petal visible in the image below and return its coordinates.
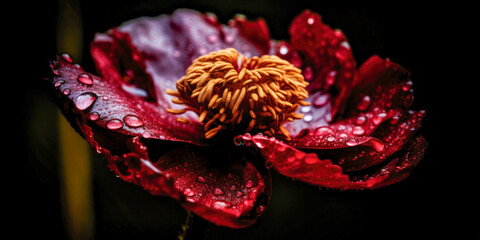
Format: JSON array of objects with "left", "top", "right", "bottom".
[
  {"left": 49, "top": 55, "right": 207, "bottom": 144},
  {"left": 320, "top": 110, "right": 425, "bottom": 172},
  {"left": 278, "top": 10, "right": 357, "bottom": 117},
  {"left": 153, "top": 145, "right": 270, "bottom": 228},
  {"left": 243, "top": 134, "right": 426, "bottom": 190},
  {"left": 340, "top": 55, "right": 415, "bottom": 119}
]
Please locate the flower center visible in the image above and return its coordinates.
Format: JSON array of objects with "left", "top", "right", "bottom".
[{"left": 166, "top": 48, "right": 309, "bottom": 140}]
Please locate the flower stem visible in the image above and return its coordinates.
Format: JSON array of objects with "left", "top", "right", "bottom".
[{"left": 178, "top": 211, "right": 210, "bottom": 240}]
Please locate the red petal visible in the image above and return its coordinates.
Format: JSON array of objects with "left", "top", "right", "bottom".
[
  {"left": 49, "top": 55, "right": 207, "bottom": 144},
  {"left": 284, "top": 10, "right": 357, "bottom": 117},
  {"left": 322, "top": 110, "right": 425, "bottom": 172},
  {"left": 229, "top": 14, "right": 270, "bottom": 54},
  {"left": 72, "top": 117, "right": 270, "bottom": 228},
  {"left": 341, "top": 55, "right": 415, "bottom": 119},
  {"left": 153, "top": 146, "right": 271, "bottom": 228},
  {"left": 243, "top": 134, "right": 426, "bottom": 190}
]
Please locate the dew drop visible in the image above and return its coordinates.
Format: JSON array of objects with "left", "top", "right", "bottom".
[
  {"left": 206, "top": 34, "right": 219, "bottom": 44},
  {"left": 303, "top": 113, "right": 313, "bottom": 122},
  {"left": 102, "top": 96, "right": 109, "bottom": 101},
  {"left": 89, "top": 112, "right": 99, "bottom": 121},
  {"left": 300, "top": 105, "right": 312, "bottom": 113},
  {"left": 183, "top": 188, "right": 195, "bottom": 197},
  {"left": 402, "top": 81, "right": 413, "bottom": 91},
  {"left": 213, "top": 188, "right": 224, "bottom": 196},
  {"left": 353, "top": 126, "right": 365, "bottom": 135},
  {"left": 235, "top": 191, "right": 244, "bottom": 198},
  {"left": 245, "top": 180, "right": 254, "bottom": 188},
  {"left": 63, "top": 89, "right": 71, "bottom": 95},
  {"left": 355, "top": 116, "right": 367, "bottom": 125},
  {"left": 313, "top": 94, "right": 329, "bottom": 107},
  {"left": 75, "top": 92, "right": 97, "bottom": 110},
  {"left": 373, "top": 113, "right": 387, "bottom": 125},
  {"left": 61, "top": 53, "right": 73, "bottom": 63},
  {"left": 325, "top": 71, "right": 337, "bottom": 86},
  {"left": 142, "top": 131, "right": 152, "bottom": 138},
  {"left": 197, "top": 176, "right": 206, "bottom": 183},
  {"left": 77, "top": 73, "right": 93, "bottom": 86},
  {"left": 106, "top": 119, "right": 123, "bottom": 130},
  {"left": 303, "top": 66, "right": 313, "bottom": 81},
  {"left": 54, "top": 80, "right": 64, "bottom": 88},
  {"left": 279, "top": 45, "right": 289, "bottom": 55},
  {"left": 212, "top": 200, "right": 229, "bottom": 209},
  {"left": 346, "top": 138, "right": 358, "bottom": 146},
  {"left": 124, "top": 115, "right": 144, "bottom": 128},
  {"left": 357, "top": 95, "right": 371, "bottom": 111},
  {"left": 327, "top": 135, "right": 336, "bottom": 142},
  {"left": 314, "top": 126, "right": 335, "bottom": 135},
  {"left": 307, "top": 16, "right": 315, "bottom": 25}
]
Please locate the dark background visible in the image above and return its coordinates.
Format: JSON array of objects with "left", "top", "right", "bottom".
[{"left": 15, "top": 0, "right": 468, "bottom": 239}]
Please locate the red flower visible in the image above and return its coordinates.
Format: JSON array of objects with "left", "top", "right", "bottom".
[{"left": 48, "top": 9, "right": 426, "bottom": 228}]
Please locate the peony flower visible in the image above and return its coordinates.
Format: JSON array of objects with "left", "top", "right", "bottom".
[{"left": 47, "top": 9, "right": 426, "bottom": 228}]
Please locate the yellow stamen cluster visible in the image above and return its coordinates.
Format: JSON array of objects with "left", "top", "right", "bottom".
[{"left": 166, "top": 48, "right": 309, "bottom": 140}]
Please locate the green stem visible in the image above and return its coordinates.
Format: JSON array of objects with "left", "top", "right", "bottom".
[{"left": 178, "top": 211, "right": 210, "bottom": 240}]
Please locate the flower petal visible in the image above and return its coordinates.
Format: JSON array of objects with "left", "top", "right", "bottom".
[
  {"left": 243, "top": 134, "right": 426, "bottom": 190},
  {"left": 279, "top": 10, "right": 357, "bottom": 117},
  {"left": 153, "top": 145, "right": 271, "bottom": 228},
  {"left": 341, "top": 55, "right": 415, "bottom": 119},
  {"left": 49, "top": 55, "right": 207, "bottom": 144}
]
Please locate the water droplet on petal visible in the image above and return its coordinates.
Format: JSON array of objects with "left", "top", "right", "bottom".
[
  {"left": 346, "top": 138, "right": 358, "bottom": 146},
  {"left": 206, "top": 33, "right": 218, "bottom": 44},
  {"left": 77, "top": 73, "right": 93, "bottom": 86},
  {"left": 325, "top": 71, "right": 337, "bottom": 86},
  {"left": 89, "top": 112, "right": 99, "bottom": 121},
  {"left": 212, "top": 200, "right": 229, "bottom": 209},
  {"left": 197, "top": 176, "right": 206, "bottom": 183},
  {"left": 61, "top": 53, "right": 73, "bottom": 63},
  {"left": 355, "top": 116, "right": 367, "bottom": 125},
  {"left": 327, "top": 136, "right": 336, "bottom": 142},
  {"left": 245, "top": 180, "right": 254, "bottom": 188},
  {"left": 183, "top": 188, "right": 195, "bottom": 197},
  {"left": 63, "top": 89, "right": 71, "bottom": 95},
  {"left": 235, "top": 191, "right": 244, "bottom": 198},
  {"left": 357, "top": 95, "right": 371, "bottom": 111},
  {"left": 124, "top": 115, "right": 144, "bottom": 128},
  {"left": 75, "top": 92, "right": 97, "bottom": 110},
  {"left": 279, "top": 45, "right": 289, "bottom": 55},
  {"left": 142, "top": 131, "right": 153, "bottom": 138},
  {"left": 373, "top": 112, "right": 387, "bottom": 125},
  {"left": 303, "top": 113, "right": 313, "bottom": 122},
  {"left": 402, "top": 81, "right": 413, "bottom": 91},
  {"left": 307, "top": 16, "right": 315, "bottom": 25},
  {"left": 313, "top": 94, "right": 329, "bottom": 107},
  {"left": 106, "top": 119, "right": 123, "bottom": 130},
  {"left": 300, "top": 105, "right": 312, "bottom": 113},
  {"left": 54, "top": 80, "right": 64, "bottom": 88},
  {"left": 213, "top": 188, "right": 224, "bottom": 196},
  {"left": 315, "top": 126, "right": 335, "bottom": 135},
  {"left": 353, "top": 126, "right": 365, "bottom": 135},
  {"left": 303, "top": 66, "right": 313, "bottom": 81}
]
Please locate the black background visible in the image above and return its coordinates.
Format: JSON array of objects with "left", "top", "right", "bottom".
[{"left": 14, "top": 1, "right": 469, "bottom": 239}]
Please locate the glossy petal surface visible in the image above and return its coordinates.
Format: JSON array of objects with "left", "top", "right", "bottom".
[{"left": 243, "top": 134, "right": 426, "bottom": 190}]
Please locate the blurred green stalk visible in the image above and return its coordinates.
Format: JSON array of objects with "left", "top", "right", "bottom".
[{"left": 57, "top": 0, "right": 94, "bottom": 239}]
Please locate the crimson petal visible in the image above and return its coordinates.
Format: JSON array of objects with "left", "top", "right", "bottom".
[
  {"left": 243, "top": 134, "right": 426, "bottom": 190},
  {"left": 153, "top": 145, "right": 270, "bottom": 228},
  {"left": 284, "top": 10, "right": 357, "bottom": 117},
  {"left": 49, "top": 55, "right": 207, "bottom": 144}
]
